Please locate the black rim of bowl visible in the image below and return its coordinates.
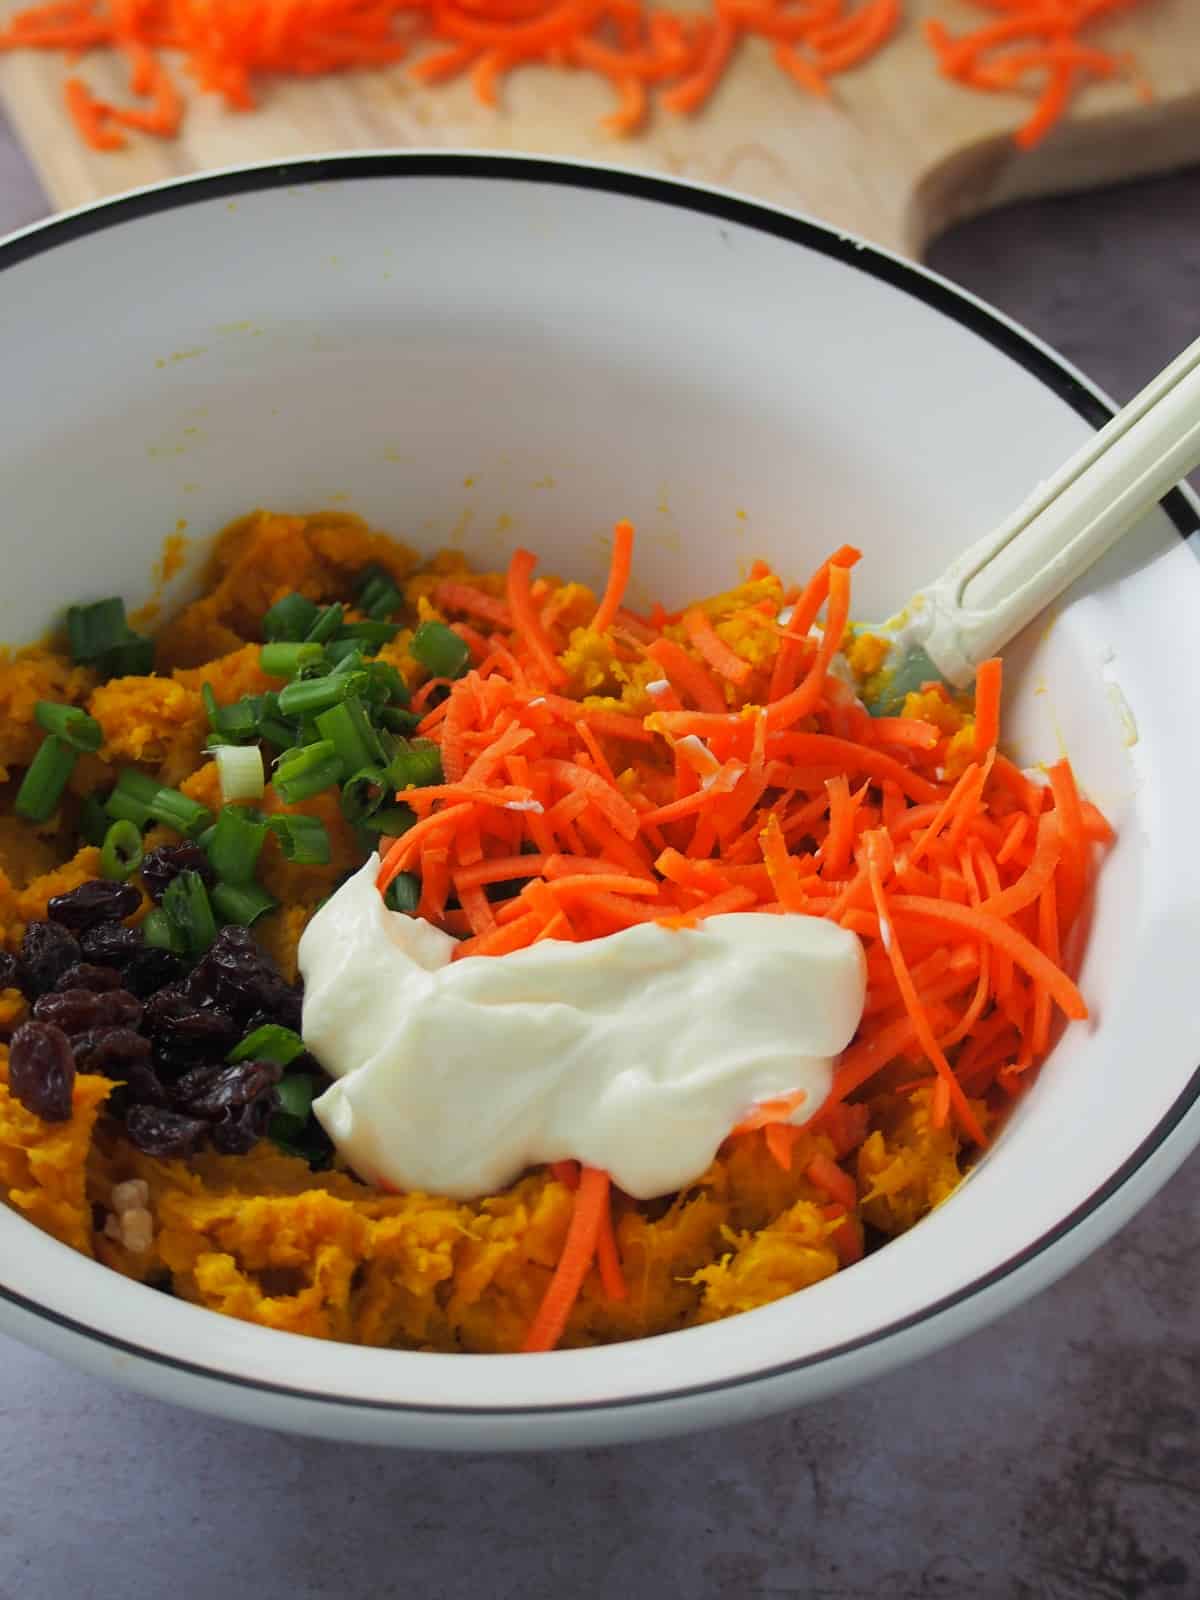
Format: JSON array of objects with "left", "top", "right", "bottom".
[{"left": 1, "top": 153, "right": 1197, "bottom": 1419}]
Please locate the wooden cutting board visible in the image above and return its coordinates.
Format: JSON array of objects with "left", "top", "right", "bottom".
[{"left": 1, "top": 0, "right": 1197, "bottom": 255}]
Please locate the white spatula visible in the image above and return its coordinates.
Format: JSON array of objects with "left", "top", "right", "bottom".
[{"left": 864, "top": 331, "right": 1200, "bottom": 714}]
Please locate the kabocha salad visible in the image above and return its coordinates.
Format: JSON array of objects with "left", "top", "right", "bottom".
[{"left": 0, "top": 511, "right": 1110, "bottom": 1354}]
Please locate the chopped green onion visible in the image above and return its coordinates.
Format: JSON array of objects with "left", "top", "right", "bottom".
[
  {"left": 324, "top": 638, "right": 366, "bottom": 668},
  {"left": 258, "top": 694, "right": 297, "bottom": 751},
  {"left": 262, "top": 593, "right": 320, "bottom": 643},
  {"left": 207, "top": 805, "right": 268, "bottom": 885},
  {"left": 383, "top": 872, "right": 421, "bottom": 913},
  {"left": 99, "top": 819, "right": 143, "bottom": 880},
  {"left": 359, "top": 803, "right": 417, "bottom": 836},
  {"left": 357, "top": 566, "right": 403, "bottom": 620},
  {"left": 305, "top": 603, "right": 345, "bottom": 646},
  {"left": 66, "top": 598, "right": 127, "bottom": 663},
  {"left": 364, "top": 661, "right": 409, "bottom": 707},
  {"left": 15, "top": 735, "right": 77, "bottom": 822},
  {"left": 316, "top": 696, "right": 385, "bottom": 777},
  {"left": 142, "top": 906, "right": 183, "bottom": 953},
  {"left": 106, "top": 768, "right": 211, "bottom": 837},
  {"left": 211, "top": 881, "right": 276, "bottom": 928},
  {"left": 34, "top": 701, "right": 102, "bottom": 753},
  {"left": 272, "top": 741, "right": 342, "bottom": 804},
  {"left": 162, "top": 869, "right": 218, "bottom": 956},
  {"left": 101, "top": 635, "right": 155, "bottom": 678},
  {"left": 65, "top": 599, "right": 154, "bottom": 679},
  {"left": 202, "top": 686, "right": 264, "bottom": 745},
  {"left": 329, "top": 646, "right": 366, "bottom": 677},
  {"left": 340, "top": 767, "right": 389, "bottom": 824},
  {"left": 387, "top": 738, "right": 443, "bottom": 791},
  {"left": 213, "top": 743, "right": 265, "bottom": 805},
  {"left": 266, "top": 813, "right": 331, "bottom": 865},
  {"left": 261, "top": 642, "right": 327, "bottom": 679},
  {"left": 378, "top": 706, "right": 421, "bottom": 735},
  {"left": 337, "top": 621, "right": 398, "bottom": 651},
  {"left": 410, "top": 620, "right": 470, "bottom": 680},
  {"left": 275, "top": 1073, "right": 314, "bottom": 1120},
  {"left": 79, "top": 791, "right": 114, "bottom": 847},
  {"left": 229, "top": 1024, "right": 306, "bottom": 1067},
  {"left": 277, "top": 670, "right": 366, "bottom": 720}
]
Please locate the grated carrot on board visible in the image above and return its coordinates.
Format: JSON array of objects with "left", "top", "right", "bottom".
[
  {"left": 924, "top": 0, "right": 1152, "bottom": 150},
  {"left": 370, "top": 519, "right": 1110, "bottom": 1344},
  {"left": 0, "top": 0, "right": 1153, "bottom": 155}
]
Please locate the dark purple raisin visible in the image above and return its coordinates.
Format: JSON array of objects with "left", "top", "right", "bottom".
[
  {"left": 0, "top": 950, "right": 19, "bottom": 991},
  {"left": 142, "top": 989, "right": 240, "bottom": 1078},
  {"left": 188, "top": 932, "right": 302, "bottom": 1029},
  {"left": 175, "top": 1059, "right": 282, "bottom": 1120},
  {"left": 79, "top": 922, "right": 143, "bottom": 968},
  {"left": 8, "top": 1020, "right": 76, "bottom": 1122},
  {"left": 95, "top": 990, "right": 142, "bottom": 1029},
  {"left": 143, "top": 988, "right": 237, "bottom": 1045},
  {"left": 72, "top": 1028, "right": 166, "bottom": 1109},
  {"left": 55, "top": 963, "right": 126, "bottom": 994},
  {"left": 17, "top": 922, "right": 82, "bottom": 997},
  {"left": 140, "top": 843, "right": 215, "bottom": 904},
  {"left": 33, "top": 987, "right": 143, "bottom": 1034},
  {"left": 124, "top": 1104, "right": 208, "bottom": 1158},
  {"left": 210, "top": 1096, "right": 276, "bottom": 1155},
  {"left": 72, "top": 1025, "right": 152, "bottom": 1075},
  {"left": 120, "top": 947, "right": 186, "bottom": 999},
  {"left": 47, "top": 879, "right": 141, "bottom": 932},
  {"left": 32, "top": 989, "right": 107, "bottom": 1034}
]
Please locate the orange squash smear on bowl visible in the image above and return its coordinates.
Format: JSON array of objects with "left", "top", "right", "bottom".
[{"left": 0, "top": 510, "right": 1109, "bottom": 1354}]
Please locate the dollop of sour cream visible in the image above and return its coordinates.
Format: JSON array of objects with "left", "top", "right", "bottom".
[{"left": 299, "top": 858, "right": 866, "bottom": 1201}]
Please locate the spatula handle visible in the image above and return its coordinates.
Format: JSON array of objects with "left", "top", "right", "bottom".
[{"left": 920, "top": 331, "right": 1200, "bottom": 686}]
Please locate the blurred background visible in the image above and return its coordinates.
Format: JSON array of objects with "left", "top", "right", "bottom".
[{"left": 1, "top": 6, "right": 1198, "bottom": 1591}]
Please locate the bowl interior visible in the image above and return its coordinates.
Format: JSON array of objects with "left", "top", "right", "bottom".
[{"left": 1, "top": 160, "right": 1198, "bottom": 1424}]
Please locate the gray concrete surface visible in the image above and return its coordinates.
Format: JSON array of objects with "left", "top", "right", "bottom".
[{"left": 0, "top": 124, "right": 1197, "bottom": 1600}]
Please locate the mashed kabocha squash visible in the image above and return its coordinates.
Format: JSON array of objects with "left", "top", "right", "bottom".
[{"left": 0, "top": 510, "right": 1103, "bottom": 1353}]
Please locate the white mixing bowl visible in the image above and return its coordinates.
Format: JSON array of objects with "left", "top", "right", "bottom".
[{"left": 1, "top": 155, "right": 1197, "bottom": 1450}]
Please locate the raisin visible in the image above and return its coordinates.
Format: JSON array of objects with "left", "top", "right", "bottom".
[
  {"left": 188, "top": 929, "right": 302, "bottom": 1028},
  {"left": 47, "top": 879, "right": 141, "bottom": 931},
  {"left": 72, "top": 1029, "right": 166, "bottom": 1109},
  {"left": 211, "top": 1097, "right": 276, "bottom": 1155},
  {"left": 143, "top": 988, "right": 238, "bottom": 1045},
  {"left": 140, "top": 843, "right": 215, "bottom": 904},
  {"left": 32, "top": 989, "right": 106, "bottom": 1034},
  {"left": 72, "top": 1025, "right": 152, "bottom": 1075},
  {"left": 79, "top": 922, "right": 143, "bottom": 968},
  {"left": 54, "top": 963, "right": 125, "bottom": 994},
  {"left": 120, "top": 947, "right": 185, "bottom": 999},
  {"left": 32, "top": 987, "right": 143, "bottom": 1035},
  {"left": 18, "top": 922, "right": 82, "bottom": 997},
  {"left": 175, "top": 1059, "right": 282, "bottom": 1120},
  {"left": 142, "top": 988, "right": 240, "bottom": 1077},
  {"left": 8, "top": 1020, "right": 75, "bottom": 1121},
  {"left": 0, "top": 951, "right": 18, "bottom": 991},
  {"left": 124, "top": 1105, "right": 208, "bottom": 1158}
]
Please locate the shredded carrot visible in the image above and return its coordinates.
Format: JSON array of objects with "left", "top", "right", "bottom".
[
  {"left": 924, "top": 0, "right": 1150, "bottom": 149},
  {"left": 594, "top": 1189, "right": 628, "bottom": 1299},
  {"left": 972, "top": 657, "right": 1002, "bottom": 758},
  {"left": 0, "top": 0, "right": 1153, "bottom": 156},
  {"left": 352, "top": 520, "right": 1109, "bottom": 1347},
  {"left": 646, "top": 637, "right": 728, "bottom": 714},
  {"left": 522, "top": 1166, "right": 611, "bottom": 1352},
  {"left": 591, "top": 519, "right": 635, "bottom": 636},
  {"left": 683, "top": 607, "right": 751, "bottom": 687},
  {"left": 506, "top": 548, "right": 568, "bottom": 688},
  {"left": 806, "top": 1151, "right": 857, "bottom": 1213}
]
